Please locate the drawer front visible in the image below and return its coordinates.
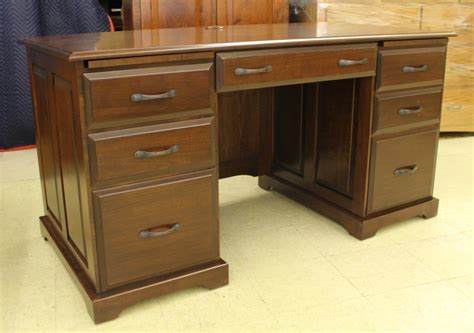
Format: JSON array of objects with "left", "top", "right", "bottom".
[
  {"left": 374, "top": 88, "right": 442, "bottom": 134},
  {"left": 368, "top": 129, "right": 438, "bottom": 213},
  {"left": 378, "top": 46, "right": 447, "bottom": 91},
  {"left": 216, "top": 44, "right": 377, "bottom": 92},
  {"left": 89, "top": 117, "right": 216, "bottom": 186},
  {"left": 94, "top": 171, "right": 219, "bottom": 289},
  {"left": 84, "top": 63, "right": 213, "bottom": 129}
]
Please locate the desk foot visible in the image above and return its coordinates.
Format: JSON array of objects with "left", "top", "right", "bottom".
[
  {"left": 39, "top": 215, "right": 229, "bottom": 324},
  {"left": 259, "top": 175, "right": 440, "bottom": 240}
]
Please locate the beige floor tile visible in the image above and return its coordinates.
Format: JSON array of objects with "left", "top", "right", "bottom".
[
  {"left": 236, "top": 255, "right": 363, "bottom": 312},
  {"left": 0, "top": 249, "right": 56, "bottom": 332},
  {"left": 326, "top": 245, "right": 442, "bottom": 296},
  {"left": 270, "top": 296, "right": 375, "bottom": 331},
  {"left": 401, "top": 232, "right": 473, "bottom": 279},
  {"left": 0, "top": 149, "right": 40, "bottom": 183},
  {"left": 447, "top": 275, "right": 473, "bottom": 300},
  {"left": 366, "top": 280, "right": 474, "bottom": 332}
]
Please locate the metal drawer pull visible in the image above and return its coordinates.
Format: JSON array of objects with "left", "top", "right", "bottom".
[
  {"left": 399, "top": 106, "right": 423, "bottom": 116},
  {"left": 337, "top": 58, "right": 368, "bottom": 67},
  {"left": 402, "top": 65, "right": 428, "bottom": 73},
  {"left": 135, "top": 145, "right": 179, "bottom": 159},
  {"left": 131, "top": 89, "right": 177, "bottom": 102},
  {"left": 139, "top": 223, "right": 181, "bottom": 239},
  {"left": 234, "top": 65, "right": 273, "bottom": 76},
  {"left": 205, "top": 25, "right": 224, "bottom": 30},
  {"left": 394, "top": 165, "right": 418, "bottom": 176}
]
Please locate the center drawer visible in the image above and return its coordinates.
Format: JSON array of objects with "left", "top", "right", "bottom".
[
  {"left": 216, "top": 44, "right": 377, "bottom": 92},
  {"left": 93, "top": 170, "right": 219, "bottom": 289},
  {"left": 88, "top": 117, "right": 216, "bottom": 187}
]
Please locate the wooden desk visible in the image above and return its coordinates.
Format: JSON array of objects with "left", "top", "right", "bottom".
[{"left": 21, "top": 23, "right": 455, "bottom": 323}]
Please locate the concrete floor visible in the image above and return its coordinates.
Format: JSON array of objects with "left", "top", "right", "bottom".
[{"left": 0, "top": 136, "right": 472, "bottom": 332}]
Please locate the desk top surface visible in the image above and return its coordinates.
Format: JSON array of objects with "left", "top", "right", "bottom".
[{"left": 21, "top": 23, "right": 455, "bottom": 61}]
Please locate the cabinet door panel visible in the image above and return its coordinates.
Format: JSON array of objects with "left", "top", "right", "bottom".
[
  {"left": 123, "top": 0, "right": 215, "bottom": 29},
  {"left": 217, "top": 0, "right": 288, "bottom": 25},
  {"left": 32, "top": 67, "right": 66, "bottom": 231}
]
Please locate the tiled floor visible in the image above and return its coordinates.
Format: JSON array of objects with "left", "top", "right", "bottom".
[{"left": 0, "top": 136, "right": 473, "bottom": 332}]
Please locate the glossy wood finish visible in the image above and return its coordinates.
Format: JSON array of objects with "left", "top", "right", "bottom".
[
  {"left": 29, "top": 51, "right": 100, "bottom": 286},
  {"left": 20, "top": 23, "right": 455, "bottom": 61},
  {"left": 218, "top": 88, "right": 273, "bottom": 178},
  {"left": 373, "top": 87, "right": 443, "bottom": 135},
  {"left": 89, "top": 118, "right": 216, "bottom": 187},
  {"left": 94, "top": 170, "right": 220, "bottom": 289},
  {"left": 368, "top": 129, "right": 439, "bottom": 213},
  {"left": 272, "top": 77, "right": 374, "bottom": 217},
  {"left": 84, "top": 63, "right": 213, "bottom": 129},
  {"left": 216, "top": 44, "right": 376, "bottom": 92},
  {"left": 377, "top": 46, "right": 448, "bottom": 92}
]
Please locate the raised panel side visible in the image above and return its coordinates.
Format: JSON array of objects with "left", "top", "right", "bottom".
[
  {"left": 31, "top": 66, "right": 67, "bottom": 232},
  {"left": 54, "top": 76, "right": 87, "bottom": 260}
]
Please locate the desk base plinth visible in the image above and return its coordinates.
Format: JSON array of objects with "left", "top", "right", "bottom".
[
  {"left": 39, "top": 215, "right": 229, "bottom": 324},
  {"left": 259, "top": 175, "right": 439, "bottom": 240}
]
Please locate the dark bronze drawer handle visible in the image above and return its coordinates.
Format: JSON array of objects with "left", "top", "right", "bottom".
[
  {"left": 402, "top": 65, "right": 428, "bottom": 73},
  {"left": 337, "top": 58, "right": 368, "bottom": 67},
  {"left": 139, "top": 223, "right": 181, "bottom": 239},
  {"left": 399, "top": 106, "right": 423, "bottom": 116},
  {"left": 135, "top": 144, "right": 179, "bottom": 159},
  {"left": 131, "top": 90, "right": 177, "bottom": 102},
  {"left": 234, "top": 65, "right": 273, "bottom": 76},
  {"left": 394, "top": 165, "right": 418, "bottom": 176}
]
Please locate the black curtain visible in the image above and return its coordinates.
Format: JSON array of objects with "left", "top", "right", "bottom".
[{"left": 0, "top": 0, "right": 110, "bottom": 149}]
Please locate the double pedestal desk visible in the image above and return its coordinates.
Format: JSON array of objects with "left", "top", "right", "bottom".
[{"left": 22, "top": 23, "right": 455, "bottom": 323}]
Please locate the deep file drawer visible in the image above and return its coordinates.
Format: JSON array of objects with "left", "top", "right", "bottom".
[
  {"left": 377, "top": 46, "right": 447, "bottom": 91},
  {"left": 216, "top": 44, "right": 377, "bottom": 92},
  {"left": 373, "top": 87, "right": 443, "bottom": 134},
  {"left": 83, "top": 63, "right": 213, "bottom": 129},
  {"left": 88, "top": 117, "right": 216, "bottom": 187},
  {"left": 93, "top": 170, "right": 219, "bottom": 289},
  {"left": 368, "top": 129, "right": 439, "bottom": 213}
]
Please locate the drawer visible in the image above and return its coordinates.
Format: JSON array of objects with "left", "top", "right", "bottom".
[
  {"left": 89, "top": 117, "right": 216, "bottom": 186},
  {"left": 373, "top": 87, "right": 442, "bottom": 134},
  {"left": 368, "top": 129, "right": 438, "bottom": 213},
  {"left": 377, "top": 46, "right": 447, "bottom": 91},
  {"left": 93, "top": 170, "right": 219, "bottom": 289},
  {"left": 216, "top": 44, "right": 377, "bottom": 92},
  {"left": 84, "top": 63, "right": 213, "bottom": 129}
]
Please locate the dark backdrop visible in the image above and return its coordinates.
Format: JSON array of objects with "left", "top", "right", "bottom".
[{"left": 0, "top": 0, "right": 110, "bottom": 149}]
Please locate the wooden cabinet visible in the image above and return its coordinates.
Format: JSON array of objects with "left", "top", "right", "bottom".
[
  {"left": 123, "top": 0, "right": 216, "bottom": 29},
  {"left": 216, "top": 0, "right": 289, "bottom": 25},
  {"left": 122, "top": 0, "right": 289, "bottom": 30}
]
